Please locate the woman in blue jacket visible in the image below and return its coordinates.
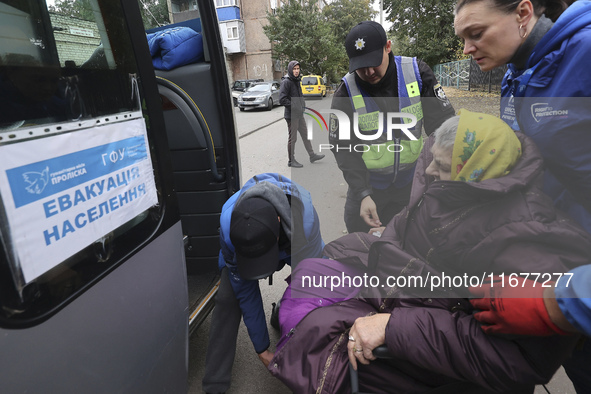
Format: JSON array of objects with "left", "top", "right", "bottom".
[
  {"left": 454, "top": 0, "right": 591, "bottom": 392},
  {"left": 455, "top": 0, "right": 591, "bottom": 231}
]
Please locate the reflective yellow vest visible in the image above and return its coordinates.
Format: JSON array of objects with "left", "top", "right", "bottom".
[{"left": 343, "top": 56, "right": 424, "bottom": 179}]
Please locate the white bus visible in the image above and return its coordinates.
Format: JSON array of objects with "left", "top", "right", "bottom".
[{"left": 0, "top": 0, "right": 240, "bottom": 391}]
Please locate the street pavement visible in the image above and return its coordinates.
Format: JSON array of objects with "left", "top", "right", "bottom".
[{"left": 187, "top": 95, "right": 575, "bottom": 393}]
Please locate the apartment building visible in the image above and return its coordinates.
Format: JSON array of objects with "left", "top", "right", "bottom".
[{"left": 170, "top": 0, "right": 325, "bottom": 83}]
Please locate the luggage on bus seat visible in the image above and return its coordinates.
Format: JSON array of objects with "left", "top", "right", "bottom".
[{"left": 147, "top": 27, "right": 204, "bottom": 71}]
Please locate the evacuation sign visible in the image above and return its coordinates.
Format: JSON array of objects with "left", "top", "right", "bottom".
[{"left": 0, "top": 115, "right": 158, "bottom": 283}]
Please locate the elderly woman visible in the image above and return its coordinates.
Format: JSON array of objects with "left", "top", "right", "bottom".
[
  {"left": 454, "top": 1, "right": 591, "bottom": 389},
  {"left": 269, "top": 110, "right": 591, "bottom": 394}
]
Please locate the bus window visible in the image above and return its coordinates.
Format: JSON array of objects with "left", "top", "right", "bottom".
[{"left": 0, "top": 0, "right": 165, "bottom": 326}]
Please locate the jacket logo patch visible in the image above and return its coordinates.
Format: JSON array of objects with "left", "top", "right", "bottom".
[{"left": 531, "top": 103, "right": 569, "bottom": 122}]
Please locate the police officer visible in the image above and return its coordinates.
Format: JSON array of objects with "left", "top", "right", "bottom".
[
  {"left": 202, "top": 173, "right": 324, "bottom": 394},
  {"left": 330, "top": 21, "right": 455, "bottom": 233}
]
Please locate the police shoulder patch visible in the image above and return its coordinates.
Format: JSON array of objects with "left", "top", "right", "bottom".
[
  {"left": 434, "top": 84, "right": 451, "bottom": 108},
  {"left": 434, "top": 83, "right": 449, "bottom": 102},
  {"left": 329, "top": 113, "right": 339, "bottom": 139}
]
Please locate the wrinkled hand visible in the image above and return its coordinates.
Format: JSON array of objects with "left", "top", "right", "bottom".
[
  {"left": 258, "top": 350, "right": 274, "bottom": 368},
  {"left": 347, "top": 313, "right": 390, "bottom": 370},
  {"left": 469, "top": 276, "right": 566, "bottom": 336},
  {"left": 360, "top": 196, "right": 381, "bottom": 228}
]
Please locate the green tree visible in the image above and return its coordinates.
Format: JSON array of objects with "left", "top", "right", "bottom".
[
  {"left": 384, "top": 0, "right": 462, "bottom": 67},
  {"left": 322, "top": 0, "right": 376, "bottom": 82},
  {"left": 138, "top": 0, "right": 170, "bottom": 29},
  {"left": 264, "top": 1, "right": 333, "bottom": 78},
  {"left": 49, "top": 0, "right": 170, "bottom": 29},
  {"left": 49, "top": 0, "right": 95, "bottom": 21},
  {"left": 323, "top": 0, "right": 376, "bottom": 44},
  {"left": 264, "top": 0, "right": 376, "bottom": 84}
]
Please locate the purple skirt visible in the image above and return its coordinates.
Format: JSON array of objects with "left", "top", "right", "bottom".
[{"left": 277, "top": 257, "right": 362, "bottom": 350}]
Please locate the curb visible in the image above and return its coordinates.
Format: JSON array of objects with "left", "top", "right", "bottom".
[{"left": 238, "top": 117, "right": 284, "bottom": 139}]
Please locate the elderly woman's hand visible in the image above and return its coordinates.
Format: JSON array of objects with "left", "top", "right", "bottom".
[{"left": 347, "top": 313, "right": 390, "bottom": 370}]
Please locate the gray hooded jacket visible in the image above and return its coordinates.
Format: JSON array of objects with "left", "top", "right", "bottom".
[{"left": 279, "top": 60, "right": 305, "bottom": 119}]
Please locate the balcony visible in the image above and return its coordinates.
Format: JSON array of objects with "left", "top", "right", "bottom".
[
  {"left": 216, "top": 5, "right": 240, "bottom": 21},
  {"left": 219, "top": 19, "right": 245, "bottom": 54}
]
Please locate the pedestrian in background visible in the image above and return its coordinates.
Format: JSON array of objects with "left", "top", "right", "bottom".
[{"left": 279, "top": 60, "right": 325, "bottom": 168}]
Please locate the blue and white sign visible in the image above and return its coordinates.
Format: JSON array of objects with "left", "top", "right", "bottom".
[{"left": 0, "top": 116, "right": 158, "bottom": 283}]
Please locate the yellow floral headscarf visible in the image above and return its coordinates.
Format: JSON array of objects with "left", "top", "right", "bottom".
[{"left": 451, "top": 109, "right": 522, "bottom": 182}]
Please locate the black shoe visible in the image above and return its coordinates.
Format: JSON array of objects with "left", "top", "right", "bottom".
[
  {"left": 270, "top": 301, "right": 280, "bottom": 330},
  {"left": 288, "top": 160, "right": 303, "bottom": 168},
  {"left": 309, "top": 153, "right": 325, "bottom": 163}
]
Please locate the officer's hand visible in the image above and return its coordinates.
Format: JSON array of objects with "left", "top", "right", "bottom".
[
  {"left": 360, "top": 196, "right": 381, "bottom": 228},
  {"left": 258, "top": 349, "right": 274, "bottom": 368}
]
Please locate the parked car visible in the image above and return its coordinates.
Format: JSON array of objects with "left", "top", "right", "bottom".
[
  {"left": 231, "top": 78, "right": 263, "bottom": 106},
  {"left": 300, "top": 75, "right": 326, "bottom": 98},
  {"left": 237, "top": 81, "right": 281, "bottom": 111}
]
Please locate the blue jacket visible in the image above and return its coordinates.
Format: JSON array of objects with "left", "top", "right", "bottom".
[
  {"left": 555, "top": 265, "right": 591, "bottom": 336},
  {"left": 500, "top": 0, "right": 591, "bottom": 232},
  {"left": 218, "top": 173, "right": 324, "bottom": 353}
]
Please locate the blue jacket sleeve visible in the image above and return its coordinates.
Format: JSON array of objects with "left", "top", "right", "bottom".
[
  {"left": 512, "top": 31, "right": 591, "bottom": 227},
  {"left": 532, "top": 98, "right": 591, "bottom": 215},
  {"left": 555, "top": 265, "right": 591, "bottom": 336},
  {"left": 218, "top": 192, "right": 269, "bottom": 353},
  {"left": 227, "top": 267, "right": 270, "bottom": 354}
]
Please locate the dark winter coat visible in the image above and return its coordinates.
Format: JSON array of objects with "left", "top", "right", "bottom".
[
  {"left": 269, "top": 133, "right": 591, "bottom": 393},
  {"left": 279, "top": 60, "right": 305, "bottom": 119}
]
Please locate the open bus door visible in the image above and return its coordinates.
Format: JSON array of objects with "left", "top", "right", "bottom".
[
  {"left": 0, "top": 0, "right": 239, "bottom": 391},
  {"left": 146, "top": 8, "right": 241, "bottom": 332}
]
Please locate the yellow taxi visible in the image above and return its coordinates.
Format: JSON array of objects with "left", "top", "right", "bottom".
[{"left": 300, "top": 75, "right": 327, "bottom": 98}]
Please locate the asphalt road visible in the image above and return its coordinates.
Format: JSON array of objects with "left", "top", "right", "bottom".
[{"left": 187, "top": 95, "right": 575, "bottom": 394}]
